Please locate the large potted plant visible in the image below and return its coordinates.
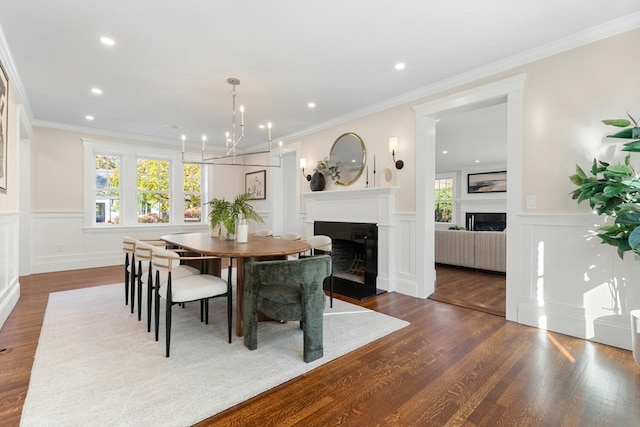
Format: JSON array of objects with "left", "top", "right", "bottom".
[
  {"left": 206, "top": 192, "right": 264, "bottom": 239},
  {"left": 569, "top": 112, "right": 640, "bottom": 365}
]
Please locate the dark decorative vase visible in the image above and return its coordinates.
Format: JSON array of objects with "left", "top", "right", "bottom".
[{"left": 310, "top": 172, "right": 325, "bottom": 191}]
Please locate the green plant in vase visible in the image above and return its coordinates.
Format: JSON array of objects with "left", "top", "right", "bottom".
[{"left": 206, "top": 192, "right": 263, "bottom": 238}]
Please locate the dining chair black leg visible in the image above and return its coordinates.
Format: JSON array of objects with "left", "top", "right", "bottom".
[
  {"left": 146, "top": 267, "right": 153, "bottom": 333},
  {"left": 130, "top": 254, "right": 136, "bottom": 314},
  {"left": 124, "top": 253, "right": 130, "bottom": 306},
  {"left": 166, "top": 285, "right": 172, "bottom": 358},
  {"left": 154, "top": 271, "right": 160, "bottom": 342},
  {"left": 204, "top": 299, "right": 209, "bottom": 324},
  {"left": 165, "top": 304, "right": 172, "bottom": 358},
  {"left": 137, "top": 261, "right": 143, "bottom": 321}
]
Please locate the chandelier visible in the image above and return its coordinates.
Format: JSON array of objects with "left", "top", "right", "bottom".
[{"left": 181, "top": 77, "right": 282, "bottom": 167}]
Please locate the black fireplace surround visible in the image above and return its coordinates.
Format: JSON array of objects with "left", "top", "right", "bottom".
[
  {"left": 465, "top": 212, "right": 507, "bottom": 231},
  {"left": 314, "top": 221, "right": 385, "bottom": 300}
]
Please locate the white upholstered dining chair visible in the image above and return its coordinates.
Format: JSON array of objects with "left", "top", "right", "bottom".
[{"left": 152, "top": 246, "right": 232, "bottom": 357}]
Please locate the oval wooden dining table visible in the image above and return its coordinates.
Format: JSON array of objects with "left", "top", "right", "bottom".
[{"left": 161, "top": 232, "right": 310, "bottom": 336}]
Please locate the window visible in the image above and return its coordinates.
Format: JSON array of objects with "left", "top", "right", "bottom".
[
  {"left": 137, "top": 159, "right": 170, "bottom": 223},
  {"left": 434, "top": 177, "right": 453, "bottom": 223},
  {"left": 183, "top": 163, "right": 202, "bottom": 222},
  {"left": 95, "top": 155, "right": 120, "bottom": 224},
  {"left": 84, "top": 139, "right": 205, "bottom": 227}
]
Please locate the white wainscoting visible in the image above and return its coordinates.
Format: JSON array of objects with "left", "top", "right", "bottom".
[
  {"left": 0, "top": 213, "right": 20, "bottom": 329},
  {"left": 31, "top": 212, "right": 209, "bottom": 273},
  {"left": 517, "top": 213, "right": 639, "bottom": 350},
  {"left": 26, "top": 209, "right": 639, "bottom": 351}
]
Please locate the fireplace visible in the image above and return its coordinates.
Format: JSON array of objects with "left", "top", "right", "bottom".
[
  {"left": 466, "top": 212, "right": 507, "bottom": 231},
  {"left": 314, "top": 221, "right": 385, "bottom": 300}
]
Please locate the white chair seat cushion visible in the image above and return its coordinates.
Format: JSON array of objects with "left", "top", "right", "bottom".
[{"left": 158, "top": 274, "right": 228, "bottom": 303}]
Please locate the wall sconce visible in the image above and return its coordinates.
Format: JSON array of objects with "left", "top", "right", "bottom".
[
  {"left": 300, "top": 158, "right": 311, "bottom": 181},
  {"left": 389, "top": 137, "right": 404, "bottom": 169}
]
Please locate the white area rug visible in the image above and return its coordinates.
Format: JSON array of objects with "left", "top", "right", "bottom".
[{"left": 21, "top": 283, "right": 408, "bottom": 427}]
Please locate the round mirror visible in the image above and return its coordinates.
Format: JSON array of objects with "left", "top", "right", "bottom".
[{"left": 330, "top": 132, "right": 366, "bottom": 186}]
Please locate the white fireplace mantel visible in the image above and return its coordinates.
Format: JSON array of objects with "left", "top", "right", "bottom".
[
  {"left": 303, "top": 186, "right": 399, "bottom": 293},
  {"left": 302, "top": 187, "right": 399, "bottom": 225}
]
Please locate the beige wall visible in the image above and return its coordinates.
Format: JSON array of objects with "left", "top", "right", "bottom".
[
  {"left": 295, "top": 28, "right": 639, "bottom": 214},
  {"left": 31, "top": 127, "right": 85, "bottom": 211},
  {"left": 30, "top": 127, "right": 249, "bottom": 212},
  {"left": 297, "top": 103, "right": 416, "bottom": 211}
]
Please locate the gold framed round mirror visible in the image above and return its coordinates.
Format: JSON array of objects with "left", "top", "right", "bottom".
[{"left": 330, "top": 132, "right": 366, "bottom": 186}]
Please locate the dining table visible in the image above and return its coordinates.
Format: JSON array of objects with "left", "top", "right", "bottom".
[{"left": 161, "top": 232, "right": 310, "bottom": 336}]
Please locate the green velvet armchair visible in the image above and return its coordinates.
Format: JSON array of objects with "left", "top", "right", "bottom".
[{"left": 243, "top": 255, "right": 332, "bottom": 362}]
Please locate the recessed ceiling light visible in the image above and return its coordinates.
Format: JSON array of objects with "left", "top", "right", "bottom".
[
  {"left": 395, "top": 62, "right": 406, "bottom": 70},
  {"left": 307, "top": 102, "right": 316, "bottom": 108},
  {"left": 91, "top": 88, "right": 103, "bottom": 95},
  {"left": 85, "top": 115, "right": 95, "bottom": 121},
  {"left": 99, "top": 36, "right": 115, "bottom": 46},
  {"left": 475, "top": 160, "right": 480, "bottom": 163},
  {"left": 442, "top": 150, "right": 448, "bottom": 154},
  {"left": 258, "top": 124, "right": 265, "bottom": 129}
]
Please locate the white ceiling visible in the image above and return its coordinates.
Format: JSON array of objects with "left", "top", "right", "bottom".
[{"left": 0, "top": 0, "right": 638, "bottom": 165}]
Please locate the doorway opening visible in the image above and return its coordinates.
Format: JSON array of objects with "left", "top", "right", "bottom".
[{"left": 413, "top": 74, "right": 525, "bottom": 322}]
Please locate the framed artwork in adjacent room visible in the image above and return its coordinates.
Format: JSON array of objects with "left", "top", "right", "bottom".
[
  {"left": 245, "top": 170, "right": 266, "bottom": 200},
  {"left": 467, "top": 171, "right": 507, "bottom": 193},
  {"left": 0, "top": 59, "right": 8, "bottom": 192}
]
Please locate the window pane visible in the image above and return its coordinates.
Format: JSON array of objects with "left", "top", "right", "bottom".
[
  {"left": 434, "top": 178, "right": 453, "bottom": 223},
  {"left": 183, "top": 163, "right": 202, "bottom": 222},
  {"left": 137, "top": 159, "right": 170, "bottom": 223},
  {"left": 95, "top": 155, "right": 120, "bottom": 224}
]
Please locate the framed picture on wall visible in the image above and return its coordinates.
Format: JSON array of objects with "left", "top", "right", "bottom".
[
  {"left": 468, "top": 171, "right": 507, "bottom": 193},
  {"left": 245, "top": 170, "right": 266, "bottom": 200},
  {"left": 0, "top": 59, "right": 8, "bottom": 192}
]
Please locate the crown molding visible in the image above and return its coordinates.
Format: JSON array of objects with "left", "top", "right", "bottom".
[
  {"left": 0, "top": 23, "right": 33, "bottom": 121},
  {"left": 280, "top": 12, "right": 640, "bottom": 142}
]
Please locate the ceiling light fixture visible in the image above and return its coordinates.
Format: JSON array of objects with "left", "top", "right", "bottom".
[
  {"left": 91, "top": 88, "right": 103, "bottom": 95},
  {"left": 182, "top": 78, "right": 281, "bottom": 167},
  {"left": 99, "top": 36, "right": 115, "bottom": 46},
  {"left": 307, "top": 102, "right": 316, "bottom": 108},
  {"left": 85, "top": 115, "right": 95, "bottom": 121},
  {"left": 395, "top": 62, "right": 406, "bottom": 70}
]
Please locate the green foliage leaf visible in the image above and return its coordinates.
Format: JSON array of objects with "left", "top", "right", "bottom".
[
  {"left": 629, "top": 226, "right": 640, "bottom": 249},
  {"left": 606, "top": 164, "right": 634, "bottom": 176},
  {"left": 607, "top": 128, "right": 634, "bottom": 139},
  {"left": 602, "top": 119, "right": 631, "bottom": 127},
  {"left": 621, "top": 140, "right": 640, "bottom": 152},
  {"left": 603, "top": 184, "right": 625, "bottom": 197},
  {"left": 615, "top": 212, "right": 640, "bottom": 225},
  {"left": 569, "top": 173, "right": 583, "bottom": 186}
]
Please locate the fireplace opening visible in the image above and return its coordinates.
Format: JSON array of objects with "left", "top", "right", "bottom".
[
  {"left": 314, "top": 221, "right": 385, "bottom": 300},
  {"left": 466, "top": 212, "right": 507, "bottom": 231}
]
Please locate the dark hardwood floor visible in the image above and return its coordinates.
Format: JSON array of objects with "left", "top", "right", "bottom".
[
  {"left": 430, "top": 264, "right": 506, "bottom": 317},
  {"left": 1, "top": 266, "right": 638, "bottom": 426}
]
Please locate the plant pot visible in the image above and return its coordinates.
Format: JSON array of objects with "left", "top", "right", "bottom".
[{"left": 310, "top": 172, "right": 325, "bottom": 191}]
